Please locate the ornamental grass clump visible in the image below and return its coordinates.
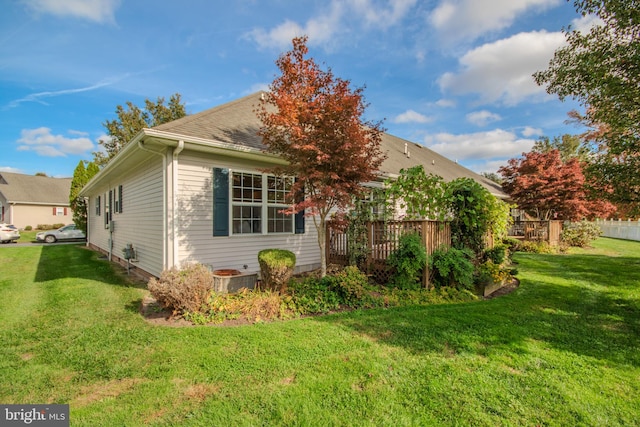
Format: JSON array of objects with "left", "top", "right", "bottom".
[
  {"left": 258, "top": 249, "right": 296, "bottom": 293},
  {"left": 147, "top": 263, "right": 213, "bottom": 315}
]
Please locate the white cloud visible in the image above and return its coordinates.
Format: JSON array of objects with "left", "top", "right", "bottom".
[
  {"left": 394, "top": 109, "right": 432, "bottom": 124},
  {"left": 246, "top": 3, "right": 343, "bottom": 50},
  {"left": 466, "top": 110, "right": 501, "bottom": 126},
  {"left": 246, "top": 0, "right": 416, "bottom": 49},
  {"left": 438, "top": 30, "right": 566, "bottom": 105},
  {"left": 24, "top": 0, "right": 121, "bottom": 24},
  {"left": 17, "top": 127, "right": 94, "bottom": 157},
  {"left": 522, "top": 126, "right": 543, "bottom": 137},
  {"left": 429, "top": 0, "right": 561, "bottom": 43},
  {"left": 435, "top": 98, "right": 456, "bottom": 108},
  {"left": 349, "top": 0, "right": 417, "bottom": 28},
  {"left": 0, "top": 166, "right": 23, "bottom": 173},
  {"left": 571, "top": 14, "right": 604, "bottom": 33},
  {"left": 424, "top": 128, "right": 534, "bottom": 161}
]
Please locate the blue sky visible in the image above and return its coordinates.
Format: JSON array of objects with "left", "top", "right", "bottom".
[{"left": 1, "top": 0, "right": 596, "bottom": 178}]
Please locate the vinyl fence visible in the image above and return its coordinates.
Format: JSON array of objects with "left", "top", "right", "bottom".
[{"left": 595, "top": 219, "right": 640, "bottom": 242}]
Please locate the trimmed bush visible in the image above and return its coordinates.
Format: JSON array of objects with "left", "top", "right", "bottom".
[
  {"left": 258, "top": 249, "right": 296, "bottom": 293},
  {"left": 148, "top": 263, "right": 213, "bottom": 315},
  {"left": 562, "top": 220, "right": 603, "bottom": 247},
  {"left": 24, "top": 225, "right": 32, "bottom": 231}
]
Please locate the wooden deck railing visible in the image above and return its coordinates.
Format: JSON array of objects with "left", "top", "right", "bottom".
[
  {"left": 508, "top": 220, "right": 563, "bottom": 245},
  {"left": 326, "top": 220, "right": 451, "bottom": 287}
]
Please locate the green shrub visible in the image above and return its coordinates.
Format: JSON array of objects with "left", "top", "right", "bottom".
[
  {"left": 561, "top": 220, "right": 603, "bottom": 247},
  {"left": 502, "top": 237, "right": 521, "bottom": 252},
  {"left": 475, "top": 261, "right": 511, "bottom": 287},
  {"left": 288, "top": 276, "right": 342, "bottom": 314},
  {"left": 24, "top": 225, "right": 32, "bottom": 231},
  {"left": 148, "top": 263, "right": 213, "bottom": 315},
  {"left": 483, "top": 244, "right": 508, "bottom": 265},
  {"left": 387, "top": 232, "right": 427, "bottom": 289},
  {"left": 328, "top": 266, "right": 378, "bottom": 308},
  {"left": 428, "top": 246, "right": 475, "bottom": 290},
  {"left": 53, "top": 223, "right": 65, "bottom": 229},
  {"left": 258, "top": 249, "right": 296, "bottom": 293},
  {"left": 518, "top": 240, "right": 557, "bottom": 254}
]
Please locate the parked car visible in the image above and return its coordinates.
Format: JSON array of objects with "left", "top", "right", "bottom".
[
  {"left": 36, "top": 224, "right": 86, "bottom": 243},
  {"left": 0, "top": 224, "right": 20, "bottom": 243}
]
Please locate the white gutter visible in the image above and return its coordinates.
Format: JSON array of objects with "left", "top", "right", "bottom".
[
  {"left": 4, "top": 201, "right": 71, "bottom": 206},
  {"left": 172, "top": 140, "right": 184, "bottom": 268},
  {"left": 142, "top": 128, "right": 288, "bottom": 166},
  {"left": 137, "top": 139, "right": 169, "bottom": 271}
]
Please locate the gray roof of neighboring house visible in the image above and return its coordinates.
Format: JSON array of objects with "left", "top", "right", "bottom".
[
  {"left": 154, "top": 92, "right": 506, "bottom": 197},
  {"left": 0, "top": 172, "right": 72, "bottom": 205}
]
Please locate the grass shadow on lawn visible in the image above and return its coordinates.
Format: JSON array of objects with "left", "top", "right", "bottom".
[
  {"left": 34, "top": 244, "right": 147, "bottom": 290},
  {"left": 319, "top": 251, "right": 640, "bottom": 369}
]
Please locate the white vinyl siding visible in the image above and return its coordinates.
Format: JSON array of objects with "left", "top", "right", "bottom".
[
  {"left": 176, "top": 153, "right": 320, "bottom": 274},
  {"left": 86, "top": 157, "right": 164, "bottom": 277}
]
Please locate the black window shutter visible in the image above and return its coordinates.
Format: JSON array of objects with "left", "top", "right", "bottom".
[
  {"left": 213, "top": 168, "right": 229, "bottom": 236},
  {"left": 118, "top": 185, "right": 123, "bottom": 213},
  {"left": 294, "top": 178, "right": 305, "bottom": 234}
]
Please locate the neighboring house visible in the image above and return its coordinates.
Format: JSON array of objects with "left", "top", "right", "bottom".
[
  {"left": 0, "top": 172, "right": 73, "bottom": 229},
  {"left": 79, "top": 92, "right": 506, "bottom": 279}
]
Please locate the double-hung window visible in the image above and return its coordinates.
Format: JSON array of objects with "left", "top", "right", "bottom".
[
  {"left": 267, "top": 175, "right": 293, "bottom": 233},
  {"left": 232, "top": 172, "right": 263, "bottom": 234}
]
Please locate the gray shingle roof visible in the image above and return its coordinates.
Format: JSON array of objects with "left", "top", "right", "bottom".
[
  {"left": 153, "top": 92, "right": 505, "bottom": 197},
  {"left": 0, "top": 172, "right": 72, "bottom": 205},
  {"left": 154, "top": 93, "right": 265, "bottom": 150}
]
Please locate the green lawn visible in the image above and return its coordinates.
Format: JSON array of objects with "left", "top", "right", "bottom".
[{"left": 1, "top": 238, "right": 639, "bottom": 426}]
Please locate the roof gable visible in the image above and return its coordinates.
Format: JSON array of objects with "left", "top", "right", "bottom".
[{"left": 0, "top": 172, "right": 72, "bottom": 205}]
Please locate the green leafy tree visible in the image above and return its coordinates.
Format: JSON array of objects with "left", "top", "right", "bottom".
[
  {"left": 93, "top": 93, "right": 187, "bottom": 167},
  {"left": 534, "top": 0, "right": 639, "bottom": 214},
  {"left": 532, "top": 134, "right": 591, "bottom": 162},
  {"left": 257, "top": 36, "right": 386, "bottom": 277},
  {"left": 69, "top": 161, "right": 99, "bottom": 233},
  {"left": 384, "top": 165, "right": 449, "bottom": 220},
  {"left": 446, "top": 178, "right": 510, "bottom": 257},
  {"left": 481, "top": 172, "right": 503, "bottom": 185}
]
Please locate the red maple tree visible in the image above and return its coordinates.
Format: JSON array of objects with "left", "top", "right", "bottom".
[
  {"left": 257, "top": 36, "right": 386, "bottom": 276},
  {"left": 499, "top": 149, "right": 615, "bottom": 221}
]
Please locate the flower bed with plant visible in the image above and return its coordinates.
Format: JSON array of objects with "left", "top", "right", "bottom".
[{"left": 148, "top": 263, "right": 478, "bottom": 325}]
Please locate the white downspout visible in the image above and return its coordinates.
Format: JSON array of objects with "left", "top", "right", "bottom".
[
  {"left": 138, "top": 140, "right": 168, "bottom": 270},
  {"left": 172, "top": 140, "right": 184, "bottom": 269}
]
